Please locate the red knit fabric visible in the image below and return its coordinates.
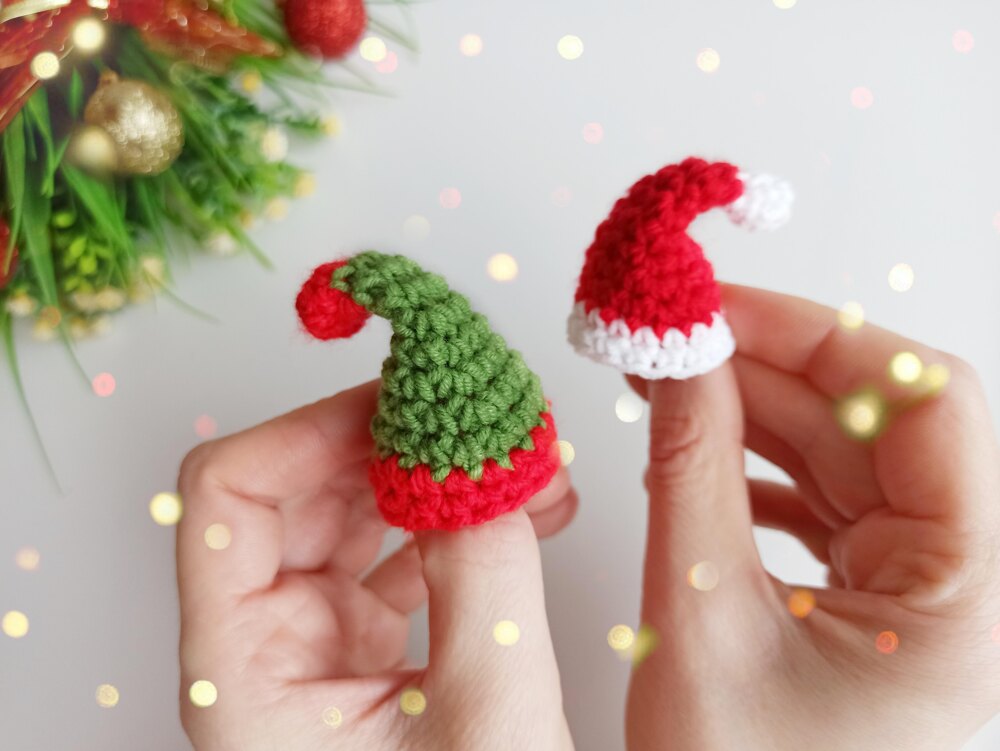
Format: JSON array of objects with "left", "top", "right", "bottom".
[
  {"left": 371, "top": 411, "right": 560, "bottom": 531},
  {"left": 295, "top": 260, "right": 371, "bottom": 340},
  {"left": 283, "top": 0, "right": 367, "bottom": 59},
  {"left": 574, "top": 158, "right": 744, "bottom": 337}
]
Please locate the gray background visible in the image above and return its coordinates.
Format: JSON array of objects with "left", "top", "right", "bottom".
[{"left": 2, "top": 1, "right": 999, "bottom": 749}]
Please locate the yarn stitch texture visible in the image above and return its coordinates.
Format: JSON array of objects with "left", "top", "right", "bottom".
[{"left": 296, "top": 251, "right": 558, "bottom": 531}]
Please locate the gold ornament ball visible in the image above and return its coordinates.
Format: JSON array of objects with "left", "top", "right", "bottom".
[
  {"left": 66, "top": 124, "right": 119, "bottom": 174},
  {"left": 84, "top": 72, "right": 184, "bottom": 176}
]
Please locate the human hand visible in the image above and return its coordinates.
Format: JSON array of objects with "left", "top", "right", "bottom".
[
  {"left": 176, "top": 381, "right": 578, "bottom": 751},
  {"left": 625, "top": 286, "right": 1000, "bottom": 751}
]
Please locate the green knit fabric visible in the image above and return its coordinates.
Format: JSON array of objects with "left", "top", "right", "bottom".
[{"left": 333, "top": 252, "right": 548, "bottom": 482}]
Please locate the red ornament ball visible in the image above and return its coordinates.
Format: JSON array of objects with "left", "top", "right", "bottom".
[
  {"left": 296, "top": 260, "right": 371, "bottom": 340},
  {"left": 284, "top": 0, "right": 367, "bottom": 59},
  {"left": 0, "top": 218, "right": 17, "bottom": 289}
]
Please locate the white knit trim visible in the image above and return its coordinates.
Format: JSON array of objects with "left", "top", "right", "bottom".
[
  {"left": 567, "top": 303, "right": 735, "bottom": 380},
  {"left": 725, "top": 172, "right": 794, "bottom": 231}
]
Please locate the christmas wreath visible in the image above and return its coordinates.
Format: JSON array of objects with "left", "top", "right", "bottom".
[{"left": 0, "top": 0, "right": 414, "bottom": 348}]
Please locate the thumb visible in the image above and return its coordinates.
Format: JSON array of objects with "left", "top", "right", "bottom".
[
  {"left": 641, "top": 365, "right": 757, "bottom": 605},
  {"left": 414, "top": 508, "right": 564, "bottom": 713}
]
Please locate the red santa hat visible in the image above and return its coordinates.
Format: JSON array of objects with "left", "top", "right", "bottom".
[{"left": 568, "top": 157, "right": 793, "bottom": 379}]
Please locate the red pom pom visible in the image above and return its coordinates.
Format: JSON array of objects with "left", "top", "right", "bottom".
[
  {"left": 296, "top": 260, "right": 371, "bottom": 340},
  {"left": 283, "top": 0, "right": 367, "bottom": 59},
  {"left": 0, "top": 218, "right": 17, "bottom": 290}
]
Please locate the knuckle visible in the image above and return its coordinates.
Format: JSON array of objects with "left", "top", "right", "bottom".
[
  {"left": 177, "top": 442, "right": 216, "bottom": 496},
  {"left": 646, "top": 412, "right": 712, "bottom": 485}
]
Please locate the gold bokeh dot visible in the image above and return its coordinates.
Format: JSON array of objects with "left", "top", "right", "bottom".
[
  {"left": 557, "top": 34, "right": 584, "bottom": 60},
  {"left": 359, "top": 36, "right": 388, "bottom": 62},
  {"left": 399, "top": 687, "right": 427, "bottom": 716},
  {"left": 876, "top": 630, "right": 899, "bottom": 654},
  {"left": 615, "top": 392, "right": 644, "bottom": 423},
  {"left": 403, "top": 214, "right": 431, "bottom": 241},
  {"left": 696, "top": 48, "right": 720, "bottom": 73},
  {"left": 149, "top": 492, "right": 183, "bottom": 526},
  {"left": 72, "top": 18, "right": 106, "bottom": 52},
  {"left": 687, "top": 561, "right": 720, "bottom": 591},
  {"left": 487, "top": 253, "right": 518, "bottom": 282},
  {"left": 95, "top": 684, "right": 120, "bottom": 708},
  {"left": 888, "top": 263, "right": 915, "bottom": 292},
  {"left": 607, "top": 624, "right": 635, "bottom": 652},
  {"left": 837, "top": 301, "right": 865, "bottom": 331},
  {"left": 15, "top": 546, "right": 40, "bottom": 571},
  {"left": 189, "top": 680, "right": 218, "bottom": 708},
  {"left": 459, "top": 33, "right": 483, "bottom": 56},
  {"left": 557, "top": 439, "right": 575, "bottom": 466},
  {"left": 204, "top": 523, "right": 232, "bottom": 551},
  {"left": 632, "top": 624, "right": 660, "bottom": 666},
  {"left": 889, "top": 352, "right": 923, "bottom": 385},
  {"left": 322, "top": 706, "right": 343, "bottom": 728},
  {"left": 836, "top": 390, "right": 886, "bottom": 441},
  {"left": 31, "top": 52, "right": 60, "bottom": 80},
  {"left": 922, "top": 362, "right": 951, "bottom": 392},
  {"left": 787, "top": 589, "right": 816, "bottom": 618},
  {"left": 2, "top": 610, "right": 29, "bottom": 638},
  {"left": 493, "top": 620, "right": 521, "bottom": 646},
  {"left": 773, "top": 0, "right": 797, "bottom": 7}
]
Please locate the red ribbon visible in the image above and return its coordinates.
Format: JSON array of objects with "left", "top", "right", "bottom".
[{"left": 0, "top": 0, "right": 279, "bottom": 133}]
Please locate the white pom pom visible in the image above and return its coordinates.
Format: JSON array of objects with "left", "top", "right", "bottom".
[{"left": 725, "top": 172, "right": 794, "bottom": 231}]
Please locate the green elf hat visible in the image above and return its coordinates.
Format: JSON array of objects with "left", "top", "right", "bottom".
[{"left": 295, "top": 251, "right": 560, "bottom": 531}]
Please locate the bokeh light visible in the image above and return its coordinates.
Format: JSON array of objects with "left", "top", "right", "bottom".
[
  {"left": 150, "top": 492, "right": 183, "bottom": 526},
  {"left": 322, "top": 706, "right": 343, "bottom": 728},
  {"left": 550, "top": 186, "right": 572, "bottom": 207},
  {"left": 773, "top": 0, "right": 797, "bottom": 8},
  {"left": 687, "top": 561, "right": 720, "bottom": 591},
  {"left": 264, "top": 197, "right": 289, "bottom": 221},
  {"left": 459, "top": 33, "right": 483, "bottom": 57},
  {"left": 72, "top": 18, "right": 106, "bottom": 52},
  {"left": 787, "top": 589, "right": 816, "bottom": 618},
  {"left": 322, "top": 115, "right": 342, "bottom": 137},
  {"left": 922, "top": 363, "right": 951, "bottom": 393},
  {"left": 30, "top": 52, "right": 60, "bottom": 80},
  {"left": 493, "top": 620, "right": 521, "bottom": 646},
  {"left": 557, "top": 35, "right": 584, "bottom": 60},
  {"left": 875, "top": 630, "right": 899, "bottom": 655},
  {"left": 487, "top": 253, "right": 518, "bottom": 282},
  {"left": 189, "top": 680, "right": 218, "bottom": 708},
  {"left": 194, "top": 414, "right": 218, "bottom": 439},
  {"left": 2, "top": 610, "right": 29, "bottom": 638},
  {"left": 438, "top": 188, "right": 462, "bottom": 209},
  {"left": 632, "top": 624, "right": 660, "bottom": 666},
  {"left": 359, "top": 36, "right": 387, "bottom": 63},
  {"left": 403, "top": 214, "right": 431, "bottom": 240},
  {"left": 889, "top": 352, "right": 923, "bottom": 385},
  {"left": 696, "top": 48, "right": 720, "bottom": 73},
  {"left": 204, "top": 523, "right": 232, "bottom": 551},
  {"left": 399, "top": 687, "right": 427, "bottom": 716},
  {"left": 14, "top": 546, "right": 40, "bottom": 571},
  {"left": 888, "top": 263, "right": 915, "bottom": 292},
  {"left": 376, "top": 51, "right": 398, "bottom": 74},
  {"left": 615, "top": 392, "right": 644, "bottom": 423},
  {"left": 95, "top": 684, "right": 120, "bottom": 708},
  {"left": 837, "top": 301, "right": 865, "bottom": 331},
  {"left": 607, "top": 624, "right": 635, "bottom": 652},
  {"left": 582, "top": 122, "right": 604, "bottom": 144},
  {"left": 851, "top": 86, "right": 874, "bottom": 109},
  {"left": 557, "top": 439, "right": 575, "bottom": 466},
  {"left": 92, "top": 372, "right": 116, "bottom": 397},
  {"left": 953, "top": 30, "right": 974, "bottom": 53},
  {"left": 836, "top": 390, "right": 887, "bottom": 441}
]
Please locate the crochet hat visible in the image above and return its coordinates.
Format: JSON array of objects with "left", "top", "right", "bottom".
[
  {"left": 568, "top": 157, "right": 793, "bottom": 379},
  {"left": 296, "top": 251, "right": 559, "bottom": 531}
]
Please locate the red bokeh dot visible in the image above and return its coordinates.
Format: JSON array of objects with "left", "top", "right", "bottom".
[
  {"left": 376, "top": 51, "right": 398, "bottom": 74},
  {"left": 875, "top": 630, "right": 899, "bottom": 655},
  {"left": 92, "top": 372, "right": 116, "bottom": 397},
  {"left": 953, "top": 30, "right": 974, "bottom": 53},
  {"left": 439, "top": 188, "right": 462, "bottom": 209},
  {"left": 194, "top": 415, "right": 218, "bottom": 440},
  {"left": 851, "top": 87, "right": 874, "bottom": 110}
]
